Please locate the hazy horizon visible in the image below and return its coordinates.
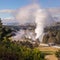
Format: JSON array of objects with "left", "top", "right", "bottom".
[{"left": 0, "top": 0, "right": 60, "bottom": 25}]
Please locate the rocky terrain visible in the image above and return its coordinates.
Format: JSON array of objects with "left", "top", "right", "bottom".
[{"left": 43, "top": 22, "right": 60, "bottom": 45}]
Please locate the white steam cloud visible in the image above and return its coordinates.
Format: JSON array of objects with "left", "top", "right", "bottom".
[
  {"left": 14, "top": 4, "right": 40, "bottom": 25},
  {"left": 35, "top": 9, "right": 55, "bottom": 42},
  {"left": 11, "top": 4, "right": 40, "bottom": 41}
]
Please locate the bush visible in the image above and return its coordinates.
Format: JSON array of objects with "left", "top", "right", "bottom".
[
  {"left": 0, "top": 41, "right": 46, "bottom": 60},
  {"left": 55, "top": 50, "right": 60, "bottom": 58}
]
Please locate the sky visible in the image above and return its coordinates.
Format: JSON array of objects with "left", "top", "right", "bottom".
[
  {"left": 0, "top": 0, "right": 60, "bottom": 25},
  {"left": 0, "top": 0, "right": 60, "bottom": 9}
]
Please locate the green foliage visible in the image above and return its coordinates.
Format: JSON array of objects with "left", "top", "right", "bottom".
[
  {"left": 0, "top": 18, "right": 2, "bottom": 28},
  {"left": 0, "top": 18, "right": 13, "bottom": 41},
  {"left": 55, "top": 50, "right": 60, "bottom": 58},
  {"left": 0, "top": 40, "right": 46, "bottom": 60}
]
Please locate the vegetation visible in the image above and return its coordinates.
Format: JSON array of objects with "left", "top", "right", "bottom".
[
  {"left": 0, "top": 42, "right": 46, "bottom": 60},
  {"left": 55, "top": 50, "right": 60, "bottom": 58},
  {"left": 0, "top": 18, "right": 13, "bottom": 41},
  {"left": 55, "top": 50, "right": 60, "bottom": 60}
]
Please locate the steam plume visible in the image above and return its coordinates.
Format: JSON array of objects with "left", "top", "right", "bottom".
[
  {"left": 14, "top": 3, "right": 39, "bottom": 25},
  {"left": 35, "top": 9, "right": 55, "bottom": 42},
  {"left": 12, "top": 3, "right": 55, "bottom": 42}
]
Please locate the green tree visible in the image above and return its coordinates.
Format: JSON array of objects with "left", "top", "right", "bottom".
[
  {"left": 0, "top": 18, "right": 3, "bottom": 40},
  {"left": 0, "top": 18, "right": 13, "bottom": 41}
]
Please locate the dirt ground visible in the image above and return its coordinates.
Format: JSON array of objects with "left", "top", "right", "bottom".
[{"left": 45, "top": 54, "right": 58, "bottom": 60}]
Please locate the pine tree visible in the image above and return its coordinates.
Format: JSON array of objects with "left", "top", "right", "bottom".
[
  {"left": 0, "top": 18, "right": 3, "bottom": 40},
  {"left": 0, "top": 18, "right": 2, "bottom": 27},
  {"left": 0, "top": 18, "right": 12, "bottom": 41}
]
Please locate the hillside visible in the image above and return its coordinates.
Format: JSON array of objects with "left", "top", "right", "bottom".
[{"left": 43, "top": 22, "right": 60, "bottom": 44}]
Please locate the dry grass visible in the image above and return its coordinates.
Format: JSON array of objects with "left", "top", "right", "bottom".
[
  {"left": 37, "top": 46, "right": 60, "bottom": 52},
  {"left": 37, "top": 46, "right": 60, "bottom": 60}
]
